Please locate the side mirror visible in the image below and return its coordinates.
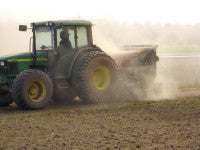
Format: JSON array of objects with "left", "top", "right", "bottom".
[{"left": 19, "top": 25, "right": 27, "bottom": 31}]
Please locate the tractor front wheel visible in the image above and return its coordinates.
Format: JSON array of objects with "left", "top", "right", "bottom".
[{"left": 11, "top": 69, "right": 53, "bottom": 109}]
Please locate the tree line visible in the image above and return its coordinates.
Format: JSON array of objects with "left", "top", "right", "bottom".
[{"left": 93, "top": 18, "right": 200, "bottom": 46}]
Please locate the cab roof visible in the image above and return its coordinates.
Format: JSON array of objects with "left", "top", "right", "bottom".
[{"left": 33, "top": 20, "right": 92, "bottom": 26}]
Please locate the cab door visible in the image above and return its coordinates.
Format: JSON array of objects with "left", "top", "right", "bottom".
[{"left": 56, "top": 26, "right": 76, "bottom": 78}]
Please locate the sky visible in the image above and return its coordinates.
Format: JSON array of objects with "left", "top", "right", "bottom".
[{"left": 0, "top": 0, "right": 200, "bottom": 24}]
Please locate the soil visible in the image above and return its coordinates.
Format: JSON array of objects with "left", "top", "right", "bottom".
[{"left": 0, "top": 93, "right": 200, "bottom": 150}]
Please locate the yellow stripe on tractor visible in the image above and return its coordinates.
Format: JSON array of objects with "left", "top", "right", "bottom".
[{"left": 7, "top": 58, "right": 47, "bottom": 62}]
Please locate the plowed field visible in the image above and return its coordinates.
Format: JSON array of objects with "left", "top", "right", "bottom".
[{"left": 0, "top": 96, "right": 200, "bottom": 150}]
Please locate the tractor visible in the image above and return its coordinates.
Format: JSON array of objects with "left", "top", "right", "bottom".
[
  {"left": 0, "top": 20, "right": 159, "bottom": 109},
  {"left": 0, "top": 20, "right": 119, "bottom": 109}
]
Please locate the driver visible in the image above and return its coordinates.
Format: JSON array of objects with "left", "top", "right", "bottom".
[
  {"left": 59, "top": 30, "right": 72, "bottom": 49},
  {"left": 56, "top": 30, "right": 73, "bottom": 77}
]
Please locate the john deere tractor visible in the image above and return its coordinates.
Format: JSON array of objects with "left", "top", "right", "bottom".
[{"left": 0, "top": 20, "right": 119, "bottom": 109}]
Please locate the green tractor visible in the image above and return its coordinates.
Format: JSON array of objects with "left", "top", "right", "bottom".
[{"left": 0, "top": 20, "right": 119, "bottom": 109}]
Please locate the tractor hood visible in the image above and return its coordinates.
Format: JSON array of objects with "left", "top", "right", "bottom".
[{"left": 0, "top": 52, "right": 47, "bottom": 62}]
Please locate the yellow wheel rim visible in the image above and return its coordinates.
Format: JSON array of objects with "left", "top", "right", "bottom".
[
  {"left": 93, "top": 66, "right": 110, "bottom": 90},
  {"left": 28, "top": 80, "right": 46, "bottom": 102}
]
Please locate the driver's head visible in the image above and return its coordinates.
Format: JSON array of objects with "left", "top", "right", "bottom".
[{"left": 60, "top": 31, "right": 69, "bottom": 39}]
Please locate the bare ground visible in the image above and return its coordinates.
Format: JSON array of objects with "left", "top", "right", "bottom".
[{"left": 0, "top": 91, "right": 200, "bottom": 150}]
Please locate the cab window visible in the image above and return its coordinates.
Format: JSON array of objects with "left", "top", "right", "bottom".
[
  {"left": 35, "top": 27, "right": 54, "bottom": 50},
  {"left": 57, "top": 27, "right": 75, "bottom": 49},
  {"left": 77, "top": 27, "right": 88, "bottom": 47}
]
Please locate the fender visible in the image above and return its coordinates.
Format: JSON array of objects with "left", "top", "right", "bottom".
[{"left": 67, "top": 46, "right": 102, "bottom": 78}]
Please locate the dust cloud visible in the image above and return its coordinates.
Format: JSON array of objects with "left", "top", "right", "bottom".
[
  {"left": 111, "top": 50, "right": 179, "bottom": 101},
  {"left": 146, "top": 65, "right": 179, "bottom": 101}
]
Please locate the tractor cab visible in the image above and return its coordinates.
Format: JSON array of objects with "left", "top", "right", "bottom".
[
  {"left": 29, "top": 20, "right": 93, "bottom": 51},
  {"left": 20, "top": 20, "right": 94, "bottom": 78}
]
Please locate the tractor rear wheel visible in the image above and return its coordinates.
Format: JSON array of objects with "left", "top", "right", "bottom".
[
  {"left": 0, "top": 90, "right": 13, "bottom": 107},
  {"left": 71, "top": 51, "right": 119, "bottom": 103},
  {"left": 11, "top": 69, "right": 53, "bottom": 109}
]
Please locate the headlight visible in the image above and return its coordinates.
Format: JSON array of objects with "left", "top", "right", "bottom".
[{"left": 0, "top": 61, "right": 4, "bottom": 66}]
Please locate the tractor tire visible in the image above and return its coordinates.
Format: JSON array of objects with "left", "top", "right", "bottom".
[
  {"left": 11, "top": 69, "right": 53, "bottom": 109},
  {"left": 0, "top": 90, "right": 13, "bottom": 107},
  {"left": 71, "top": 51, "right": 119, "bottom": 103},
  {"left": 53, "top": 85, "right": 76, "bottom": 104}
]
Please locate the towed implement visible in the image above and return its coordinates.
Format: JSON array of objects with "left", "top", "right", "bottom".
[
  {"left": 0, "top": 20, "right": 158, "bottom": 109},
  {"left": 113, "top": 45, "right": 159, "bottom": 100}
]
